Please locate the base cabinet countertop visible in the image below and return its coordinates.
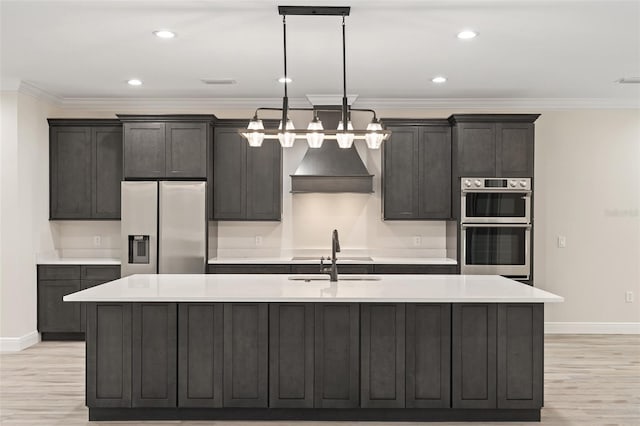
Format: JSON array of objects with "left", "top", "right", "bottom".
[{"left": 67, "top": 274, "right": 560, "bottom": 422}]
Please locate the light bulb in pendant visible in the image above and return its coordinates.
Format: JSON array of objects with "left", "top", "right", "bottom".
[
  {"left": 336, "top": 120, "right": 355, "bottom": 148},
  {"left": 306, "top": 116, "right": 325, "bottom": 148},
  {"left": 278, "top": 118, "right": 296, "bottom": 148},
  {"left": 365, "top": 120, "right": 384, "bottom": 149},
  {"left": 245, "top": 116, "right": 265, "bottom": 147}
]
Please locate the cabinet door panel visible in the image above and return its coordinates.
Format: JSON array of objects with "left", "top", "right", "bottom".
[
  {"left": 80, "top": 278, "right": 117, "bottom": 333},
  {"left": 132, "top": 303, "right": 177, "bottom": 408},
  {"left": 246, "top": 139, "right": 281, "bottom": 220},
  {"left": 123, "top": 122, "right": 165, "bottom": 178},
  {"left": 50, "top": 127, "right": 92, "bottom": 218},
  {"left": 496, "top": 123, "right": 534, "bottom": 177},
  {"left": 92, "top": 126, "right": 122, "bottom": 218},
  {"left": 406, "top": 304, "right": 451, "bottom": 408},
  {"left": 86, "top": 303, "right": 132, "bottom": 407},
  {"left": 452, "top": 303, "right": 497, "bottom": 408},
  {"left": 361, "top": 304, "right": 405, "bottom": 408},
  {"left": 498, "top": 304, "right": 543, "bottom": 409},
  {"left": 213, "top": 128, "right": 246, "bottom": 219},
  {"left": 383, "top": 127, "right": 419, "bottom": 219},
  {"left": 419, "top": 127, "right": 452, "bottom": 219},
  {"left": 269, "top": 303, "right": 314, "bottom": 408},
  {"left": 314, "top": 303, "right": 359, "bottom": 408},
  {"left": 458, "top": 123, "right": 496, "bottom": 177},
  {"left": 165, "top": 122, "right": 207, "bottom": 178},
  {"left": 178, "top": 303, "right": 223, "bottom": 407},
  {"left": 38, "top": 280, "right": 81, "bottom": 332},
  {"left": 223, "top": 303, "right": 268, "bottom": 407}
]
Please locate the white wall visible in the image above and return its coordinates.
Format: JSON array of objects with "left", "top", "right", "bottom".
[{"left": 0, "top": 91, "right": 59, "bottom": 343}]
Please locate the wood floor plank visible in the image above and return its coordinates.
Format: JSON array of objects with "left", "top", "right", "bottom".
[{"left": 1, "top": 335, "right": 639, "bottom": 425}]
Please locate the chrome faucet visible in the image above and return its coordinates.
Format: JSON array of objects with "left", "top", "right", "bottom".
[{"left": 320, "top": 229, "right": 341, "bottom": 281}]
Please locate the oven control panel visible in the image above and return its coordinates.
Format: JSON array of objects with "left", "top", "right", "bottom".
[{"left": 461, "top": 177, "right": 531, "bottom": 191}]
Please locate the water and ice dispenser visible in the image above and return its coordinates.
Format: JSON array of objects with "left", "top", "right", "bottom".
[{"left": 128, "top": 235, "right": 149, "bottom": 264}]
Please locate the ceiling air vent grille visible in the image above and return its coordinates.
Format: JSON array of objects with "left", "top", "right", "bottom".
[
  {"left": 616, "top": 77, "right": 640, "bottom": 84},
  {"left": 201, "top": 79, "right": 237, "bottom": 85}
]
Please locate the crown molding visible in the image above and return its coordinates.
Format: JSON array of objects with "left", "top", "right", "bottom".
[
  {"left": 353, "top": 97, "right": 640, "bottom": 110},
  {"left": 17, "top": 81, "right": 62, "bottom": 105},
  {"left": 7, "top": 82, "right": 639, "bottom": 110}
]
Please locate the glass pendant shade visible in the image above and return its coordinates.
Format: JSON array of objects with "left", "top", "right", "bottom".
[
  {"left": 364, "top": 121, "right": 384, "bottom": 149},
  {"left": 336, "top": 120, "right": 355, "bottom": 148},
  {"left": 246, "top": 118, "right": 265, "bottom": 147},
  {"left": 306, "top": 118, "right": 325, "bottom": 148},
  {"left": 277, "top": 119, "right": 296, "bottom": 148}
]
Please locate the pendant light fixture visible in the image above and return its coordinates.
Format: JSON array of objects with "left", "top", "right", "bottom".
[{"left": 240, "top": 6, "right": 390, "bottom": 149}]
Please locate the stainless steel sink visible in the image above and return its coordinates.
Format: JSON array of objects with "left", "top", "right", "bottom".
[
  {"left": 288, "top": 275, "right": 381, "bottom": 282},
  {"left": 291, "top": 256, "right": 373, "bottom": 262}
]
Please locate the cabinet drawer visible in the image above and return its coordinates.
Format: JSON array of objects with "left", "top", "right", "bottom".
[
  {"left": 373, "top": 264, "right": 457, "bottom": 274},
  {"left": 208, "top": 264, "right": 291, "bottom": 274},
  {"left": 38, "top": 265, "right": 81, "bottom": 280},
  {"left": 81, "top": 265, "right": 121, "bottom": 281}
]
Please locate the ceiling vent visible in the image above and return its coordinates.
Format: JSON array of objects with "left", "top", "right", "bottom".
[
  {"left": 201, "top": 79, "right": 237, "bottom": 85},
  {"left": 616, "top": 77, "right": 640, "bottom": 84}
]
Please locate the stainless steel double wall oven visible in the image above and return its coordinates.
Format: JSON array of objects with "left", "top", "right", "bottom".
[{"left": 460, "top": 177, "right": 532, "bottom": 279}]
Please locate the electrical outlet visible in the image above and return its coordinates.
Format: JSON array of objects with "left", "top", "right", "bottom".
[
  {"left": 625, "top": 291, "right": 634, "bottom": 303},
  {"left": 413, "top": 236, "right": 421, "bottom": 247},
  {"left": 93, "top": 235, "right": 102, "bottom": 248},
  {"left": 557, "top": 235, "right": 566, "bottom": 248},
  {"left": 255, "top": 236, "right": 263, "bottom": 246}
]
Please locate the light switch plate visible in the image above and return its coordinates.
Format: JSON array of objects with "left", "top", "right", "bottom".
[{"left": 557, "top": 235, "right": 566, "bottom": 248}]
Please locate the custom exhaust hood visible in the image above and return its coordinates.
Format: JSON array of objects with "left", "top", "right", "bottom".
[{"left": 290, "top": 110, "right": 374, "bottom": 193}]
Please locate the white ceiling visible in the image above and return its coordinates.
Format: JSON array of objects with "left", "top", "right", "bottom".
[{"left": 1, "top": 0, "right": 639, "bottom": 107}]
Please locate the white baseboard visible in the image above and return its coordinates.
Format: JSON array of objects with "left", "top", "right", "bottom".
[
  {"left": 545, "top": 322, "right": 640, "bottom": 334},
  {"left": 0, "top": 331, "right": 40, "bottom": 352}
]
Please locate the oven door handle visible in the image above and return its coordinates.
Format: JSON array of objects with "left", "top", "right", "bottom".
[{"left": 461, "top": 223, "right": 532, "bottom": 229}]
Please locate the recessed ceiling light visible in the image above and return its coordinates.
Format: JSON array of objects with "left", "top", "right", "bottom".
[
  {"left": 432, "top": 76, "right": 447, "bottom": 84},
  {"left": 153, "top": 30, "right": 176, "bottom": 39},
  {"left": 278, "top": 77, "right": 293, "bottom": 83},
  {"left": 127, "top": 79, "right": 142, "bottom": 86},
  {"left": 457, "top": 30, "right": 477, "bottom": 40}
]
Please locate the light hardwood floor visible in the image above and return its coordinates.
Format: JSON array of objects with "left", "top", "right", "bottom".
[{"left": 1, "top": 335, "right": 639, "bottom": 425}]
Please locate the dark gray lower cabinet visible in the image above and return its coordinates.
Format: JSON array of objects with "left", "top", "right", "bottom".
[
  {"left": 360, "top": 304, "right": 405, "bottom": 408},
  {"left": 132, "top": 303, "right": 177, "bottom": 408},
  {"left": 406, "top": 304, "right": 451, "bottom": 408},
  {"left": 178, "top": 303, "right": 223, "bottom": 407},
  {"left": 223, "top": 303, "right": 268, "bottom": 407},
  {"left": 452, "top": 303, "right": 497, "bottom": 408},
  {"left": 86, "top": 303, "right": 132, "bottom": 408},
  {"left": 269, "top": 303, "right": 314, "bottom": 408},
  {"left": 497, "top": 303, "right": 543, "bottom": 409},
  {"left": 314, "top": 303, "right": 360, "bottom": 408},
  {"left": 38, "top": 280, "right": 81, "bottom": 333}
]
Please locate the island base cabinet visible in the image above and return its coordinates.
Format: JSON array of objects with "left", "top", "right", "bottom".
[
  {"left": 406, "top": 304, "right": 451, "bottom": 408},
  {"left": 269, "top": 303, "right": 314, "bottom": 408},
  {"left": 314, "top": 303, "right": 360, "bottom": 408},
  {"left": 86, "top": 303, "right": 132, "bottom": 408},
  {"left": 360, "top": 304, "right": 405, "bottom": 408},
  {"left": 497, "top": 303, "right": 543, "bottom": 409},
  {"left": 452, "top": 303, "right": 497, "bottom": 409},
  {"left": 132, "top": 303, "right": 177, "bottom": 408},
  {"left": 178, "top": 303, "right": 223, "bottom": 407},
  {"left": 223, "top": 303, "right": 269, "bottom": 408}
]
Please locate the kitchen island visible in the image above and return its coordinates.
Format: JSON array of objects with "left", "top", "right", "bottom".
[{"left": 64, "top": 274, "right": 562, "bottom": 422}]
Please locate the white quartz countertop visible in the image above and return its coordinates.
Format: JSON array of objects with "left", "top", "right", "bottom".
[
  {"left": 207, "top": 257, "right": 457, "bottom": 265},
  {"left": 37, "top": 257, "right": 121, "bottom": 265},
  {"left": 64, "top": 274, "right": 563, "bottom": 303}
]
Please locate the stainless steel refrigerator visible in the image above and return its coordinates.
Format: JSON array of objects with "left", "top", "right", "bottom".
[{"left": 120, "top": 181, "right": 207, "bottom": 277}]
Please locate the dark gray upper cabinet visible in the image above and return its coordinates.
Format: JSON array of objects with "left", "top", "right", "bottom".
[
  {"left": 382, "top": 120, "right": 452, "bottom": 220},
  {"left": 213, "top": 120, "right": 282, "bottom": 221},
  {"left": 49, "top": 120, "right": 122, "bottom": 220},
  {"left": 119, "top": 115, "right": 214, "bottom": 179},
  {"left": 450, "top": 114, "right": 539, "bottom": 178},
  {"left": 123, "top": 122, "right": 166, "bottom": 178}
]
